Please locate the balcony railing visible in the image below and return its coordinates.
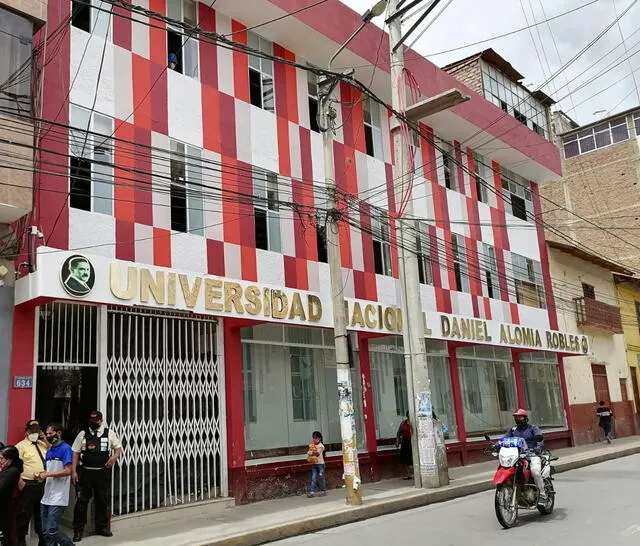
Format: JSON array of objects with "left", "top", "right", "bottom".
[{"left": 574, "top": 297, "right": 623, "bottom": 334}]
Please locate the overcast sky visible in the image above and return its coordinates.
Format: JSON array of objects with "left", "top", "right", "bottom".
[{"left": 339, "top": 0, "right": 640, "bottom": 125}]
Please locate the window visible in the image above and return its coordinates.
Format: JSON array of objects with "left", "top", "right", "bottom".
[
  {"left": 512, "top": 253, "right": 545, "bottom": 308},
  {"left": 457, "top": 346, "right": 516, "bottom": 435},
  {"left": 501, "top": 168, "right": 533, "bottom": 221},
  {"left": 582, "top": 283, "right": 595, "bottom": 299},
  {"left": 248, "top": 32, "right": 274, "bottom": 111},
  {"left": 291, "top": 347, "right": 317, "bottom": 421},
  {"left": 440, "top": 140, "right": 458, "bottom": 191},
  {"left": 482, "top": 243, "right": 498, "bottom": 299},
  {"left": 71, "top": 0, "right": 110, "bottom": 39},
  {"left": 0, "top": 7, "right": 32, "bottom": 116},
  {"left": 392, "top": 360, "right": 407, "bottom": 417},
  {"left": 243, "top": 345, "right": 257, "bottom": 424},
  {"left": 253, "top": 168, "right": 281, "bottom": 251},
  {"left": 520, "top": 352, "right": 565, "bottom": 428},
  {"left": 473, "top": 152, "right": 490, "bottom": 203},
  {"left": 166, "top": 0, "right": 198, "bottom": 78},
  {"left": 314, "top": 189, "right": 327, "bottom": 263},
  {"left": 372, "top": 213, "right": 392, "bottom": 276},
  {"left": 69, "top": 105, "right": 113, "bottom": 215},
  {"left": 513, "top": 108, "right": 527, "bottom": 125},
  {"left": 634, "top": 112, "right": 640, "bottom": 137},
  {"left": 635, "top": 302, "right": 640, "bottom": 329},
  {"left": 169, "top": 140, "right": 204, "bottom": 234},
  {"left": 363, "top": 98, "right": 383, "bottom": 158},
  {"left": 562, "top": 115, "right": 631, "bottom": 158},
  {"left": 416, "top": 222, "right": 432, "bottom": 285},
  {"left": 452, "top": 234, "right": 469, "bottom": 293},
  {"left": 307, "top": 71, "right": 319, "bottom": 132}
]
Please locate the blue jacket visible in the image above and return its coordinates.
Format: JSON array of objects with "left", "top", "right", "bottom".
[{"left": 504, "top": 423, "right": 544, "bottom": 450}]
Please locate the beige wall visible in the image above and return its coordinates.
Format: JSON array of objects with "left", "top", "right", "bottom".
[
  {"left": 0, "top": 115, "right": 34, "bottom": 223},
  {"left": 2, "top": 0, "right": 46, "bottom": 26},
  {"left": 549, "top": 247, "right": 628, "bottom": 405}
]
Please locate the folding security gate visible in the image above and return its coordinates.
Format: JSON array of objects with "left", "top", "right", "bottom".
[{"left": 105, "top": 306, "right": 224, "bottom": 516}]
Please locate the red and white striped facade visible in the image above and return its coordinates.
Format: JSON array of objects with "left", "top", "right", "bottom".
[{"left": 7, "top": 0, "right": 582, "bottom": 503}]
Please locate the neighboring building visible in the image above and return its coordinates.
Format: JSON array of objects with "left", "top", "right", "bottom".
[
  {"left": 442, "top": 48, "right": 555, "bottom": 141},
  {"left": 542, "top": 107, "right": 640, "bottom": 269},
  {"left": 0, "top": 0, "right": 47, "bottom": 441},
  {"left": 8, "top": 0, "right": 584, "bottom": 514},
  {"left": 547, "top": 241, "right": 637, "bottom": 444},
  {"left": 614, "top": 274, "right": 640, "bottom": 429}
]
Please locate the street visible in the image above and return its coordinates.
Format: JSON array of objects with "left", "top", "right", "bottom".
[{"left": 274, "top": 455, "right": 640, "bottom": 545}]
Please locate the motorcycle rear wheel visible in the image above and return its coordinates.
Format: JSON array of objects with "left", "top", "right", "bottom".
[
  {"left": 495, "top": 483, "right": 518, "bottom": 529},
  {"left": 537, "top": 478, "right": 555, "bottom": 515}
]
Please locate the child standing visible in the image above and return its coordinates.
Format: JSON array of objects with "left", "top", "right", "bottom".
[{"left": 306, "top": 431, "right": 326, "bottom": 498}]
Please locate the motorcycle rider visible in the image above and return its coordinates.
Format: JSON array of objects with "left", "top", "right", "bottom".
[{"left": 503, "top": 409, "right": 547, "bottom": 505}]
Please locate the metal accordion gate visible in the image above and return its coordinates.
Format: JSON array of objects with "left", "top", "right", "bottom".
[{"left": 105, "top": 306, "right": 224, "bottom": 516}]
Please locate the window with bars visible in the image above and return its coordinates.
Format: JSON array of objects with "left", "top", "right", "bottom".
[
  {"left": 582, "top": 282, "right": 595, "bottom": 299},
  {"left": 363, "top": 97, "right": 383, "bottom": 159},
  {"left": 372, "top": 213, "right": 392, "bottom": 276},
  {"left": 512, "top": 253, "right": 545, "bottom": 308},
  {"left": 562, "top": 116, "right": 630, "bottom": 159},
  {"left": 473, "top": 152, "right": 490, "bottom": 203},
  {"left": 482, "top": 243, "right": 498, "bottom": 299},
  {"left": 166, "top": 0, "right": 198, "bottom": 78},
  {"left": 253, "top": 168, "right": 281, "bottom": 251},
  {"left": 452, "top": 234, "right": 469, "bottom": 293},
  {"left": 248, "top": 32, "right": 275, "bottom": 112},
  {"left": 440, "top": 140, "right": 458, "bottom": 191},
  {"left": 71, "top": 0, "right": 111, "bottom": 39},
  {"left": 501, "top": 167, "right": 533, "bottom": 221},
  {"left": 169, "top": 140, "right": 204, "bottom": 234},
  {"left": 416, "top": 222, "right": 432, "bottom": 285},
  {"left": 69, "top": 104, "right": 114, "bottom": 215}
]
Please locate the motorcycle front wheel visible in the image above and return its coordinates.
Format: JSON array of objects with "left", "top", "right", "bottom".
[
  {"left": 537, "top": 478, "right": 555, "bottom": 515},
  {"left": 494, "top": 482, "right": 518, "bottom": 529}
]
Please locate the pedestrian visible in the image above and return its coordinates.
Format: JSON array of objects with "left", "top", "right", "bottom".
[
  {"left": 40, "top": 423, "right": 74, "bottom": 546},
  {"left": 0, "top": 446, "right": 24, "bottom": 546},
  {"left": 15, "top": 420, "right": 48, "bottom": 546},
  {"left": 71, "top": 410, "right": 122, "bottom": 542},
  {"left": 596, "top": 401, "right": 614, "bottom": 444},
  {"left": 306, "top": 431, "right": 327, "bottom": 498},
  {"left": 396, "top": 411, "right": 412, "bottom": 480}
]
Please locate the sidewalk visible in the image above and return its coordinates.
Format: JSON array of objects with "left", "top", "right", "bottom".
[{"left": 80, "top": 437, "right": 640, "bottom": 546}]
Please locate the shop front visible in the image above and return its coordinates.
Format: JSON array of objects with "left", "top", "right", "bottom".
[{"left": 8, "top": 247, "right": 589, "bottom": 508}]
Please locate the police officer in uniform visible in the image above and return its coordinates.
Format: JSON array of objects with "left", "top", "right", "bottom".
[{"left": 71, "top": 411, "right": 122, "bottom": 542}]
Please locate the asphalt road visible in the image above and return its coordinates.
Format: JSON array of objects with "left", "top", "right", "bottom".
[{"left": 274, "top": 455, "right": 640, "bottom": 545}]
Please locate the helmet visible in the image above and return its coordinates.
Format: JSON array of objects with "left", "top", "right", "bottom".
[
  {"left": 513, "top": 408, "right": 529, "bottom": 427},
  {"left": 513, "top": 409, "right": 528, "bottom": 417}
]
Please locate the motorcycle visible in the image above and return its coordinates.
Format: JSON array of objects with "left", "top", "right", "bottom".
[{"left": 484, "top": 435, "right": 558, "bottom": 528}]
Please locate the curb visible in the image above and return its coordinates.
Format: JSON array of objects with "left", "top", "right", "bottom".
[{"left": 196, "top": 446, "right": 640, "bottom": 546}]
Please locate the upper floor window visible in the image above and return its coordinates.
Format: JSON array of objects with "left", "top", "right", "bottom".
[
  {"left": 72, "top": 0, "right": 111, "bottom": 40},
  {"left": 440, "top": 140, "right": 458, "bottom": 191},
  {"left": 166, "top": 0, "right": 199, "bottom": 78},
  {"left": 169, "top": 140, "right": 204, "bottom": 234},
  {"left": 452, "top": 234, "right": 469, "bottom": 293},
  {"left": 69, "top": 104, "right": 113, "bottom": 215},
  {"left": 248, "top": 32, "right": 274, "bottom": 112},
  {"left": 363, "top": 98, "right": 383, "bottom": 159},
  {"left": 372, "top": 213, "right": 392, "bottom": 276},
  {"left": 512, "top": 253, "right": 545, "bottom": 308},
  {"left": 416, "top": 222, "right": 432, "bottom": 285},
  {"left": 635, "top": 301, "right": 640, "bottom": 328},
  {"left": 0, "top": 7, "right": 32, "bottom": 116},
  {"left": 307, "top": 71, "right": 319, "bottom": 132},
  {"left": 473, "top": 152, "right": 490, "bottom": 204},
  {"left": 501, "top": 168, "right": 533, "bottom": 221},
  {"left": 482, "top": 243, "right": 498, "bottom": 299},
  {"left": 634, "top": 112, "right": 640, "bottom": 137},
  {"left": 253, "top": 168, "right": 280, "bottom": 251},
  {"left": 582, "top": 282, "right": 595, "bottom": 299},
  {"left": 563, "top": 116, "right": 630, "bottom": 159}
]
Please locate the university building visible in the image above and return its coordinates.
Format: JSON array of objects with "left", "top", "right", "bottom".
[{"left": 6, "top": 0, "right": 587, "bottom": 515}]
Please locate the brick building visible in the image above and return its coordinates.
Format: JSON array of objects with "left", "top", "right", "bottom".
[{"left": 5, "top": 0, "right": 588, "bottom": 517}]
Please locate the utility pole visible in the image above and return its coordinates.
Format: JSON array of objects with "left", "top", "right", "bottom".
[
  {"left": 387, "top": 0, "right": 450, "bottom": 488},
  {"left": 319, "top": 0, "right": 388, "bottom": 505}
]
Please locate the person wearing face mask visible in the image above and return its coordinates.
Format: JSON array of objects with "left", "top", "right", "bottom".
[
  {"left": 0, "top": 446, "right": 24, "bottom": 545},
  {"left": 71, "top": 410, "right": 122, "bottom": 542},
  {"left": 40, "top": 424, "right": 74, "bottom": 546},
  {"left": 15, "top": 420, "right": 48, "bottom": 546}
]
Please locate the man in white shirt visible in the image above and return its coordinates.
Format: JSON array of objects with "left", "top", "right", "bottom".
[
  {"left": 71, "top": 410, "right": 122, "bottom": 542},
  {"left": 40, "top": 423, "right": 74, "bottom": 546}
]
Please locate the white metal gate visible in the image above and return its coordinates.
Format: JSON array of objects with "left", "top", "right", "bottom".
[{"left": 105, "top": 307, "right": 223, "bottom": 516}]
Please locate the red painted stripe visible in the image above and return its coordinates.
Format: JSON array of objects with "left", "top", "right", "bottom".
[
  {"left": 222, "top": 155, "right": 241, "bottom": 245},
  {"left": 198, "top": 2, "right": 218, "bottom": 88},
  {"left": 241, "top": 244, "right": 257, "bottom": 281},
  {"left": 454, "top": 141, "right": 465, "bottom": 195},
  {"left": 148, "top": 0, "right": 166, "bottom": 67},
  {"left": 231, "top": 21, "right": 249, "bottom": 103},
  {"left": 219, "top": 92, "right": 237, "bottom": 158},
  {"left": 285, "top": 50, "right": 299, "bottom": 125},
  {"left": 202, "top": 85, "right": 221, "bottom": 153},
  {"left": 493, "top": 246, "right": 510, "bottom": 303},
  {"left": 132, "top": 54, "right": 152, "bottom": 131},
  {"left": 276, "top": 116, "right": 291, "bottom": 177},
  {"left": 115, "top": 219, "right": 135, "bottom": 261},
  {"left": 284, "top": 255, "right": 297, "bottom": 287},
  {"left": 112, "top": 5, "right": 132, "bottom": 50},
  {"left": 357, "top": 335, "right": 379, "bottom": 453},
  {"left": 353, "top": 270, "right": 366, "bottom": 300},
  {"left": 133, "top": 126, "right": 153, "bottom": 226},
  {"left": 483, "top": 297, "right": 492, "bottom": 320},
  {"left": 207, "top": 239, "right": 225, "bottom": 276},
  {"left": 273, "top": 44, "right": 288, "bottom": 118},
  {"left": 510, "top": 302, "right": 520, "bottom": 324},
  {"left": 149, "top": 63, "right": 168, "bottom": 135},
  {"left": 114, "top": 122, "right": 135, "bottom": 223},
  {"left": 153, "top": 227, "right": 172, "bottom": 267},
  {"left": 296, "top": 257, "right": 308, "bottom": 290}
]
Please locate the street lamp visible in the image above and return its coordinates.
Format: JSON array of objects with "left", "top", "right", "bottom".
[{"left": 319, "top": 0, "right": 387, "bottom": 507}]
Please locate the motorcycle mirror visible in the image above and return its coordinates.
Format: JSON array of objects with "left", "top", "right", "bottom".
[{"left": 484, "top": 435, "right": 491, "bottom": 442}]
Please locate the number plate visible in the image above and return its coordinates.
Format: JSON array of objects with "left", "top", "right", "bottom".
[{"left": 13, "top": 376, "right": 33, "bottom": 389}]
